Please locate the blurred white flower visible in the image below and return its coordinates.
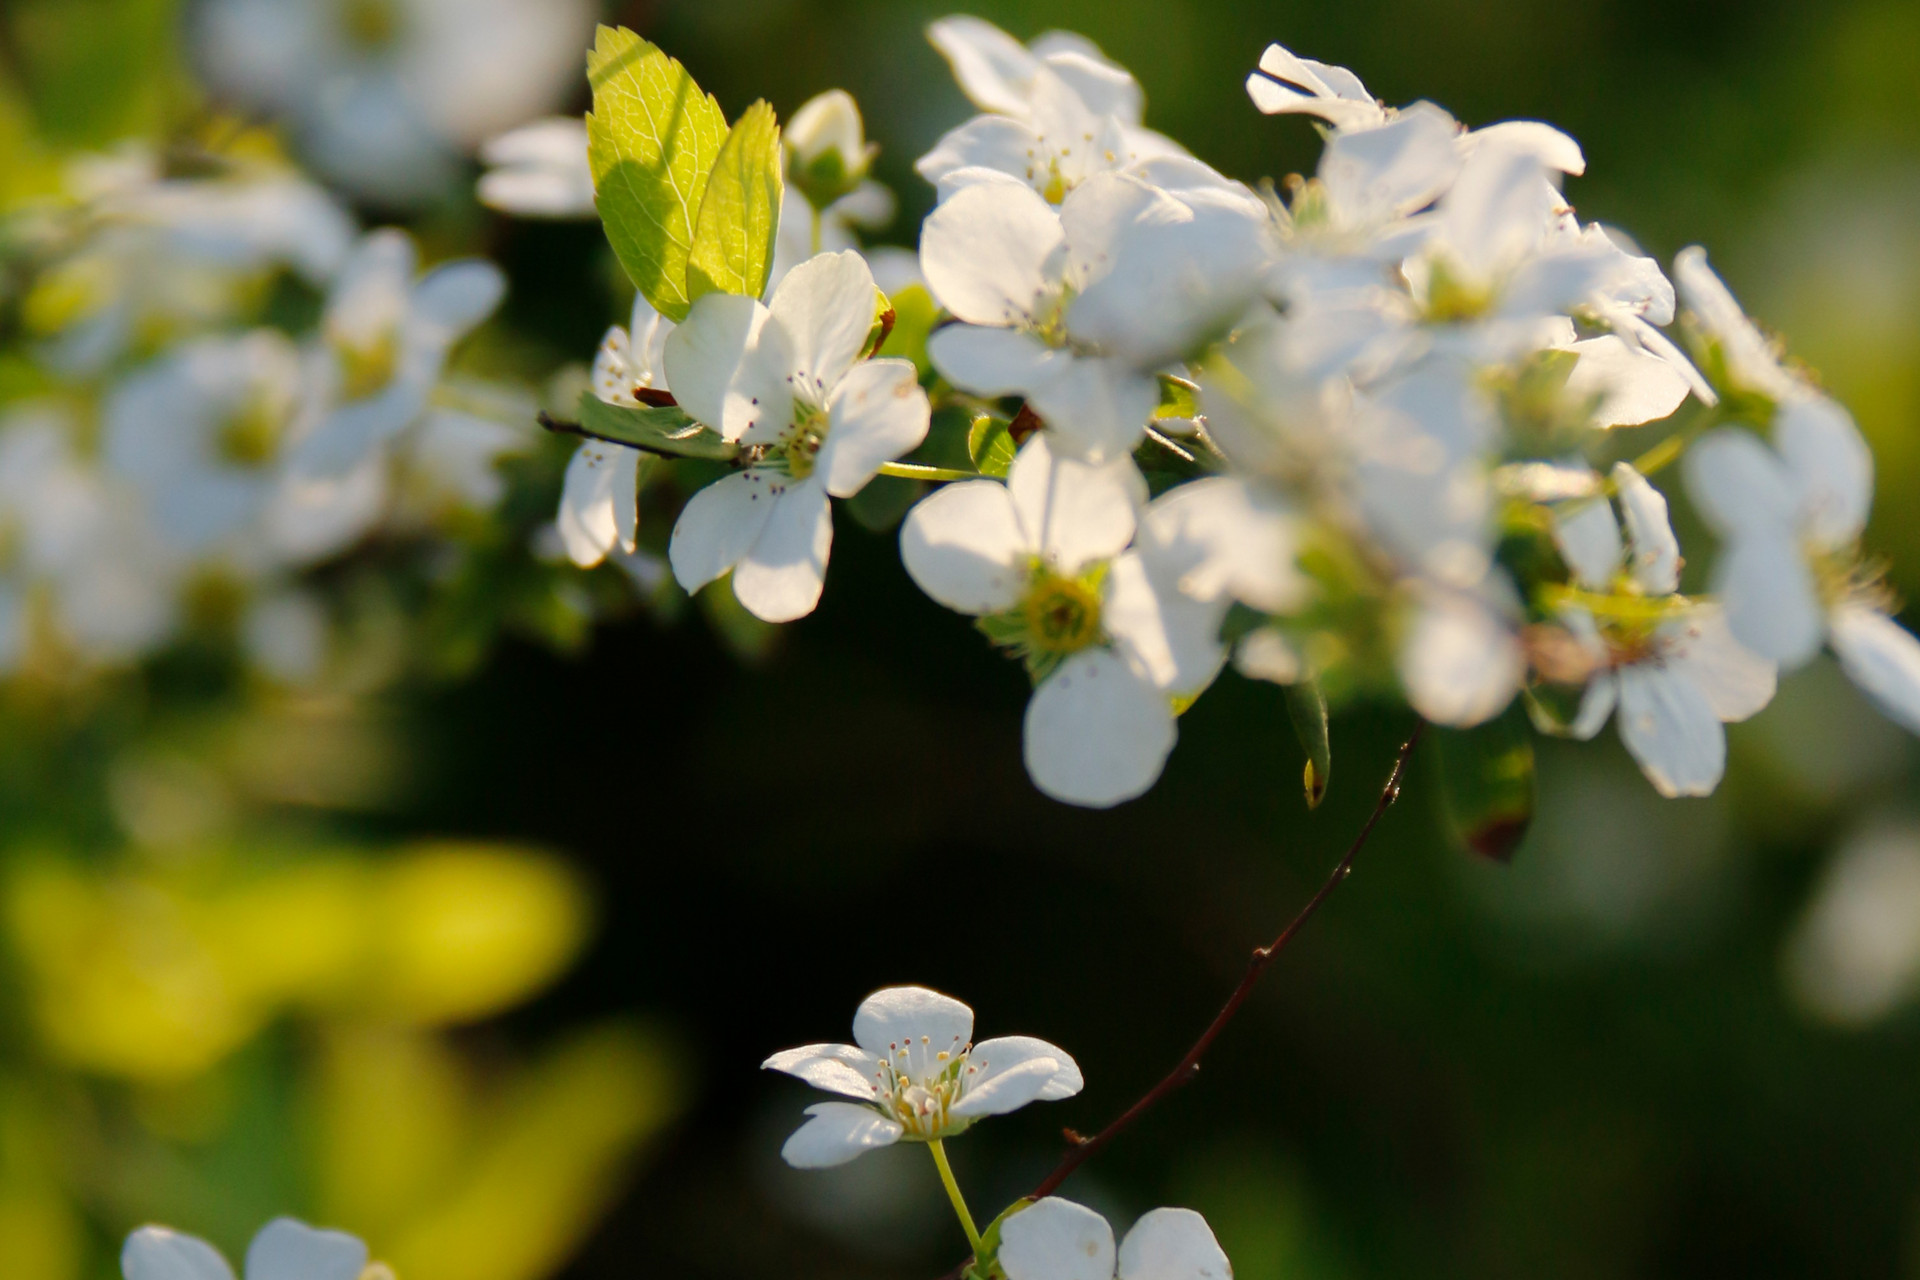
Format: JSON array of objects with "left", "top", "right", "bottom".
[
  {"left": 478, "top": 116, "right": 595, "bottom": 218},
  {"left": 664, "top": 251, "right": 928, "bottom": 623},
  {"left": 123, "top": 1217, "right": 371, "bottom": 1280},
  {"left": 997, "top": 1198, "right": 1231, "bottom": 1280},
  {"left": 1244, "top": 43, "right": 1386, "bottom": 131},
  {"left": 901, "top": 435, "right": 1224, "bottom": 806},
  {"left": 191, "top": 0, "right": 595, "bottom": 205},
  {"left": 764, "top": 985, "right": 1081, "bottom": 1169},
  {"left": 1784, "top": 822, "right": 1920, "bottom": 1027},
  {"left": 786, "top": 89, "right": 879, "bottom": 209},
  {"left": 1543, "top": 464, "right": 1776, "bottom": 797},
  {"left": 290, "top": 229, "right": 506, "bottom": 480}
]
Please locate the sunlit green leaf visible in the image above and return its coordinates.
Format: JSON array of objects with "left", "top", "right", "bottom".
[
  {"left": 686, "top": 99, "right": 783, "bottom": 303},
  {"left": 1154, "top": 373, "right": 1200, "bottom": 421},
  {"left": 585, "top": 26, "right": 729, "bottom": 322},
  {"left": 967, "top": 415, "right": 1016, "bottom": 478}
]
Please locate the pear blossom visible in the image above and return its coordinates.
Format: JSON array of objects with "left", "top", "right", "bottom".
[
  {"left": 289, "top": 229, "right": 506, "bottom": 480},
  {"left": 664, "top": 251, "right": 930, "bottom": 623},
  {"left": 901, "top": 436, "right": 1225, "bottom": 806},
  {"left": 123, "top": 1218, "right": 377, "bottom": 1280},
  {"left": 997, "top": 1198, "right": 1232, "bottom": 1280},
  {"left": 763, "top": 985, "right": 1082, "bottom": 1169},
  {"left": 786, "top": 90, "right": 879, "bottom": 209},
  {"left": 920, "top": 173, "right": 1267, "bottom": 462},
  {"left": 557, "top": 293, "right": 674, "bottom": 569},
  {"left": 101, "top": 331, "right": 312, "bottom": 562},
  {"left": 1541, "top": 464, "right": 1776, "bottom": 796},
  {"left": 478, "top": 117, "right": 596, "bottom": 218},
  {"left": 917, "top": 17, "right": 1184, "bottom": 203},
  {"left": 191, "top": 0, "right": 595, "bottom": 204},
  {"left": 1245, "top": 43, "right": 1387, "bottom": 131}
]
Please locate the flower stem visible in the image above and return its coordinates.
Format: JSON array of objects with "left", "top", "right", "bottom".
[
  {"left": 928, "top": 1139, "right": 984, "bottom": 1257},
  {"left": 878, "top": 461, "right": 976, "bottom": 482},
  {"left": 810, "top": 205, "right": 824, "bottom": 257}
]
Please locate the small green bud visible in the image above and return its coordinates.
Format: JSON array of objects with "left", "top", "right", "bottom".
[{"left": 786, "top": 90, "right": 877, "bottom": 208}]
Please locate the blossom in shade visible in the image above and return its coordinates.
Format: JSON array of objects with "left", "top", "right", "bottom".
[{"left": 997, "top": 1198, "right": 1232, "bottom": 1280}]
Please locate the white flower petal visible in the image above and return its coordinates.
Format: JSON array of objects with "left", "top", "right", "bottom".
[
  {"left": 768, "top": 250, "right": 880, "bottom": 396},
  {"left": 948, "top": 1055, "right": 1063, "bottom": 1118},
  {"left": 662, "top": 293, "right": 784, "bottom": 441},
  {"left": 734, "top": 478, "right": 832, "bottom": 623},
  {"left": 917, "top": 115, "right": 1048, "bottom": 196},
  {"left": 1673, "top": 246, "right": 1798, "bottom": 400},
  {"left": 1104, "top": 551, "right": 1226, "bottom": 696},
  {"left": 1776, "top": 394, "right": 1873, "bottom": 549},
  {"left": 1567, "top": 671, "right": 1618, "bottom": 741},
  {"left": 1713, "top": 531, "right": 1825, "bottom": 669},
  {"left": 851, "top": 986, "right": 975, "bottom": 1059},
  {"left": 1118, "top": 1207, "right": 1233, "bottom": 1280},
  {"left": 1684, "top": 428, "right": 1800, "bottom": 537},
  {"left": 122, "top": 1227, "right": 236, "bottom": 1280},
  {"left": 667, "top": 471, "right": 778, "bottom": 596},
  {"left": 1615, "top": 663, "right": 1726, "bottom": 798},
  {"left": 1830, "top": 604, "right": 1920, "bottom": 737},
  {"left": 1009, "top": 435, "right": 1142, "bottom": 574},
  {"left": 1024, "top": 647, "right": 1176, "bottom": 808},
  {"left": 900, "top": 481, "right": 1030, "bottom": 615},
  {"left": 761, "top": 1043, "right": 883, "bottom": 1102},
  {"left": 928, "top": 325, "right": 1064, "bottom": 398},
  {"left": 999, "top": 1198, "right": 1117, "bottom": 1280},
  {"left": 1551, "top": 494, "right": 1622, "bottom": 591},
  {"left": 243, "top": 1220, "right": 367, "bottom": 1280},
  {"left": 556, "top": 441, "right": 639, "bottom": 567},
  {"left": 410, "top": 260, "right": 506, "bottom": 340},
  {"left": 919, "top": 182, "right": 1064, "bottom": 328},
  {"left": 1562, "top": 335, "right": 1690, "bottom": 428},
  {"left": 1398, "top": 584, "right": 1523, "bottom": 728},
  {"left": 1611, "top": 462, "right": 1680, "bottom": 596},
  {"left": 1025, "top": 355, "right": 1159, "bottom": 464},
  {"left": 1138, "top": 477, "right": 1307, "bottom": 614},
  {"left": 1660, "top": 603, "right": 1776, "bottom": 722},
  {"left": 968, "top": 1034, "right": 1085, "bottom": 1102},
  {"left": 928, "top": 16, "right": 1043, "bottom": 116},
  {"left": 819, "top": 358, "right": 931, "bottom": 497},
  {"left": 1467, "top": 121, "right": 1586, "bottom": 176},
  {"left": 1319, "top": 103, "right": 1460, "bottom": 226},
  {"left": 780, "top": 1102, "right": 904, "bottom": 1169}
]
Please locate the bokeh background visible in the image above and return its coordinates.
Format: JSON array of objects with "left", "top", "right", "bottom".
[{"left": 4, "top": 0, "right": 1920, "bottom": 1277}]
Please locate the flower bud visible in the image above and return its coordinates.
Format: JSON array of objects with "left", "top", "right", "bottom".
[{"left": 785, "top": 89, "right": 876, "bottom": 208}]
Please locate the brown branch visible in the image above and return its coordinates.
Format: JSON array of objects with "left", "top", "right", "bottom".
[{"left": 936, "top": 722, "right": 1426, "bottom": 1279}]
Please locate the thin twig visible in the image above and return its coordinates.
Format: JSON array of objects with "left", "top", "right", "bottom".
[{"left": 935, "top": 723, "right": 1426, "bottom": 1279}]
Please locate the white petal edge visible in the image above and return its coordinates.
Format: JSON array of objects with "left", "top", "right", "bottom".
[
  {"left": 899, "top": 480, "right": 1030, "bottom": 615},
  {"left": 1615, "top": 663, "right": 1726, "bottom": 798},
  {"left": 780, "top": 1101, "right": 905, "bottom": 1169},
  {"left": 967, "top": 1034, "right": 1085, "bottom": 1102},
  {"left": 244, "top": 1219, "right": 368, "bottom": 1280},
  {"left": 667, "top": 471, "right": 778, "bottom": 597},
  {"left": 1830, "top": 604, "right": 1920, "bottom": 737},
  {"left": 733, "top": 478, "right": 832, "bottom": 624},
  {"left": 851, "top": 986, "right": 975, "bottom": 1060},
  {"left": 122, "top": 1228, "right": 236, "bottom": 1280},
  {"left": 998, "top": 1198, "right": 1117, "bottom": 1280},
  {"left": 820, "top": 358, "right": 931, "bottom": 498},
  {"left": 1023, "top": 648, "right": 1177, "bottom": 808},
  {"left": 761, "top": 1042, "right": 883, "bottom": 1102},
  {"left": 1118, "top": 1207, "right": 1233, "bottom": 1280}
]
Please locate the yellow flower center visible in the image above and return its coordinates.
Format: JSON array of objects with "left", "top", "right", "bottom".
[
  {"left": 1020, "top": 570, "right": 1102, "bottom": 655},
  {"left": 215, "top": 393, "right": 284, "bottom": 467},
  {"left": 783, "top": 412, "right": 827, "bottom": 480},
  {"left": 335, "top": 330, "right": 398, "bottom": 402},
  {"left": 341, "top": 0, "right": 402, "bottom": 50}
]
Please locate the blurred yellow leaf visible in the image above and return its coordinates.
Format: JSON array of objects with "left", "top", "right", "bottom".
[
  {"left": 352, "top": 844, "right": 590, "bottom": 1027},
  {"left": 380, "top": 1022, "right": 683, "bottom": 1280}
]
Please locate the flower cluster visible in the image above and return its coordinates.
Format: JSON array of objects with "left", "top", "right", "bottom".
[
  {"left": 765, "top": 986, "right": 1231, "bottom": 1280},
  {"left": 541, "top": 15, "right": 1920, "bottom": 810},
  {"left": 0, "top": 138, "right": 543, "bottom": 684}
]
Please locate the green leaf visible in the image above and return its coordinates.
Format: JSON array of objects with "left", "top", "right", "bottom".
[
  {"left": 577, "top": 392, "right": 739, "bottom": 461},
  {"left": 877, "top": 284, "right": 938, "bottom": 376},
  {"left": 1153, "top": 373, "right": 1200, "bottom": 421},
  {"left": 1431, "top": 704, "right": 1536, "bottom": 862},
  {"left": 1283, "top": 678, "right": 1331, "bottom": 808},
  {"left": 967, "top": 415, "right": 1016, "bottom": 478},
  {"left": 585, "top": 25, "right": 729, "bottom": 323},
  {"left": 686, "top": 99, "right": 783, "bottom": 303}
]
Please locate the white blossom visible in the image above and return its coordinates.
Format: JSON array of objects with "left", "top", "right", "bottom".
[
  {"left": 123, "top": 1218, "right": 373, "bottom": 1280},
  {"left": 1544, "top": 464, "right": 1776, "bottom": 796},
  {"left": 920, "top": 173, "right": 1266, "bottom": 462},
  {"left": 478, "top": 117, "right": 596, "bottom": 218},
  {"left": 664, "top": 251, "right": 929, "bottom": 623},
  {"left": 901, "top": 436, "right": 1224, "bottom": 806},
  {"left": 764, "top": 985, "right": 1081, "bottom": 1169},
  {"left": 192, "top": 0, "right": 595, "bottom": 204},
  {"left": 997, "top": 1198, "right": 1232, "bottom": 1280},
  {"left": 557, "top": 293, "right": 674, "bottom": 569}
]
